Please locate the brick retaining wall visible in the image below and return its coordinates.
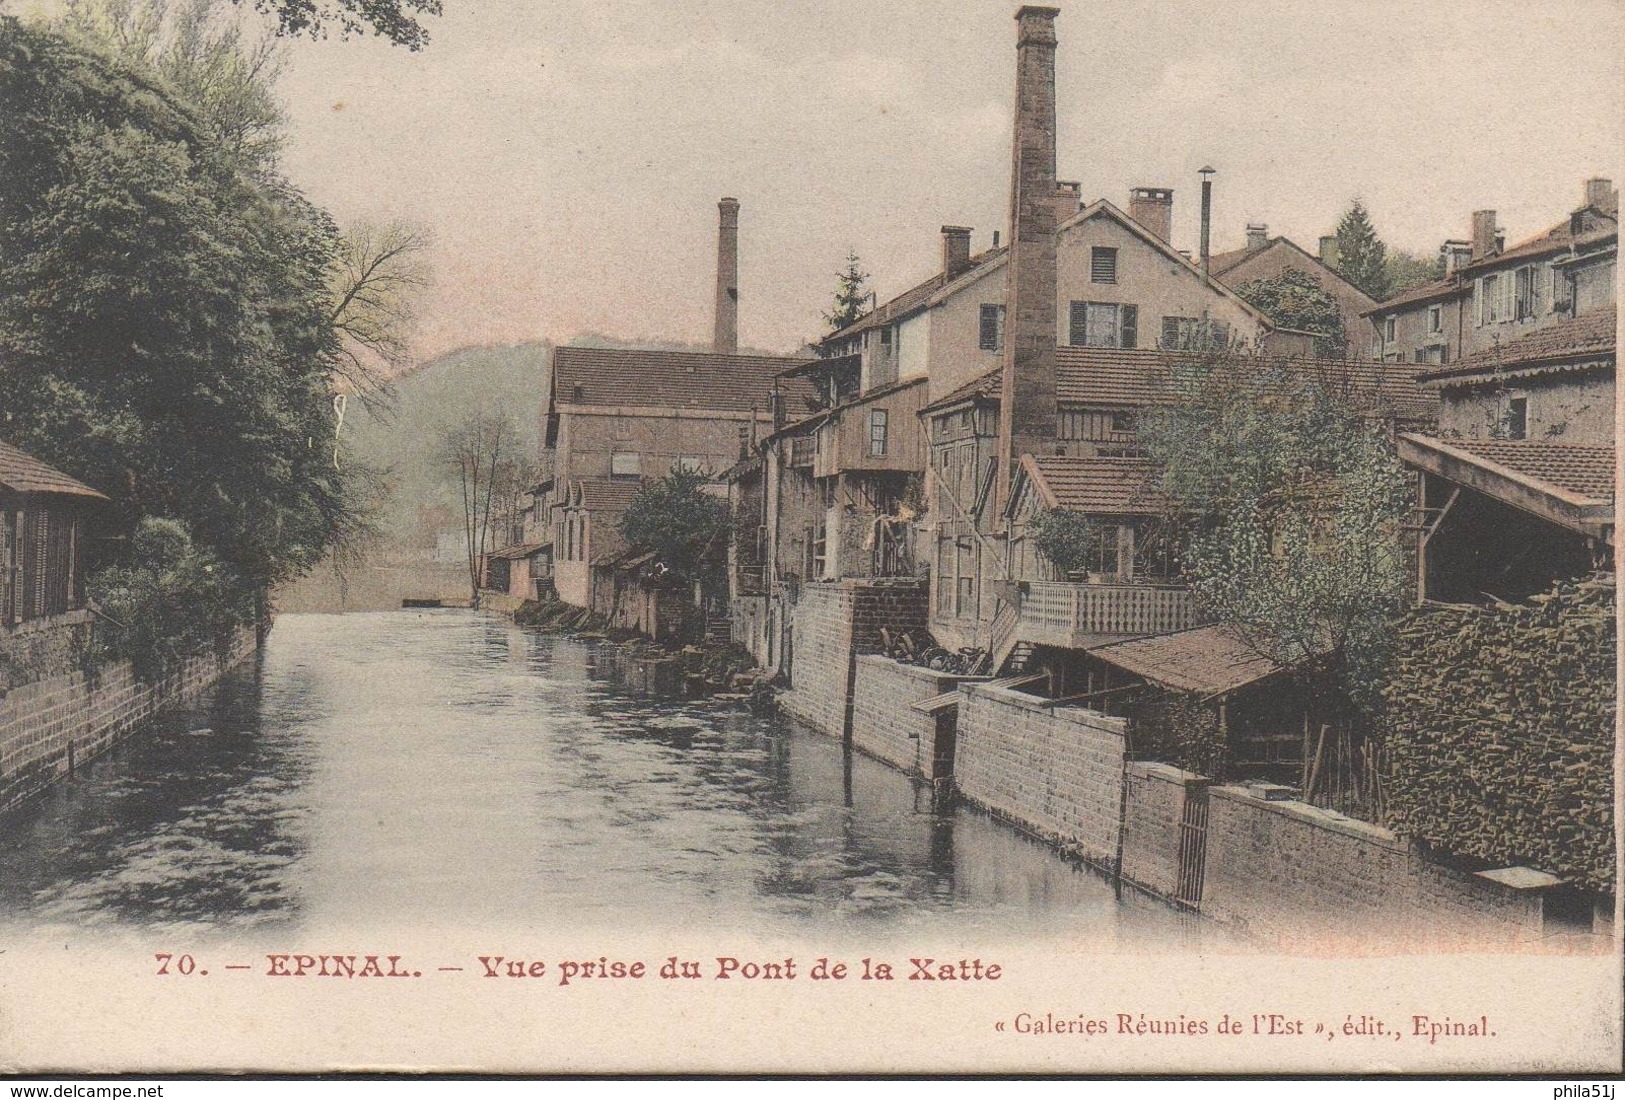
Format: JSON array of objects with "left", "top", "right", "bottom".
[
  {"left": 955, "top": 681, "right": 1128, "bottom": 867},
  {"left": 0, "top": 629, "right": 258, "bottom": 815}
]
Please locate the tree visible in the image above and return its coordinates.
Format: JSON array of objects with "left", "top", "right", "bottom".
[
  {"left": 1234, "top": 269, "right": 1348, "bottom": 358},
  {"left": 823, "top": 251, "right": 872, "bottom": 333},
  {"left": 1028, "top": 508, "right": 1101, "bottom": 578},
  {"left": 239, "top": 0, "right": 441, "bottom": 49},
  {"left": 618, "top": 468, "right": 729, "bottom": 584},
  {"left": 1137, "top": 352, "right": 1414, "bottom": 722},
  {"left": 1332, "top": 199, "right": 1391, "bottom": 302},
  {"left": 0, "top": 19, "right": 366, "bottom": 597},
  {"left": 1383, "top": 248, "right": 1445, "bottom": 298},
  {"left": 329, "top": 219, "right": 433, "bottom": 406},
  {"left": 439, "top": 411, "right": 520, "bottom": 600}
]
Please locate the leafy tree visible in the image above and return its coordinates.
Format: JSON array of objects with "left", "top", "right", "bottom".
[
  {"left": 1137, "top": 351, "right": 1414, "bottom": 721},
  {"left": 823, "top": 251, "right": 872, "bottom": 333},
  {"left": 1383, "top": 248, "right": 1445, "bottom": 298},
  {"left": 1028, "top": 508, "right": 1101, "bottom": 578},
  {"left": 619, "top": 468, "right": 729, "bottom": 584},
  {"left": 0, "top": 19, "right": 379, "bottom": 605},
  {"left": 329, "top": 219, "right": 433, "bottom": 406},
  {"left": 1234, "top": 269, "right": 1348, "bottom": 358},
  {"left": 1332, "top": 199, "right": 1391, "bottom": 302}
]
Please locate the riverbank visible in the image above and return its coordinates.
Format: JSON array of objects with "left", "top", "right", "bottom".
[{"left": 480, "top": 591, "right": 770, "bottom": 702}]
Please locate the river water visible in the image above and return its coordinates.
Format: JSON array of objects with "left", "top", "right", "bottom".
[{"left": 0, "top": 611, "right": 1202, "bottom": 948}]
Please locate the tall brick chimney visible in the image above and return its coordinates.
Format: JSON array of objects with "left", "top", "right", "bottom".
[
  {"left": 1584, "top": 177, "right": 1618, "bottom": 215},
  {"left": 1128, "top": 187, "right": 1174, "bottom": 243},
  {"left": 1470, "top": 209, "right": 1497, "bottom": 261},
  {"left": 995, "top": 5, "right": 1062, "bottom": 518},
  {"left": 1198, "top": 167, "right": 1215, "bottom": 275},
  {"left": 941, "top": 225, "right": 973, "bottom": 280},
  {"left": 714, "top": 197, "right": 740, "bottom": 354}
]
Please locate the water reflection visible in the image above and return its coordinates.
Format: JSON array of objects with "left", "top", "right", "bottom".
[{"left": 0, "top": 611, "right": 1200, "bottom": 946}]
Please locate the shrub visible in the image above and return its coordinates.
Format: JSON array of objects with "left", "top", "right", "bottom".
[
  {"left": 1028, "top": 508, "right": 1100, "bottom": 578},
  {"left": 86, "top": 517, "right": 256, "bottom": 681}
]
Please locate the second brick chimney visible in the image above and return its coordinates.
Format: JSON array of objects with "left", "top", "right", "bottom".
[
  {"left": 1128, "top": 187, "right": 1174, "bottom": 243},
  {"left": 714, "top": 197, "right": 740, "bottom": 354},
  {"left": 941, "top": 226, "right": 973, "bottom": 281},
  {"left": 1245, "top": 223, "right": 1269, "bottom": 252},
  {"left": 996, "top": 5, "right": 1063, "bottom": 517},
  {"left": 1470, "top": 209, "right": 1498, "bottom": 261}
]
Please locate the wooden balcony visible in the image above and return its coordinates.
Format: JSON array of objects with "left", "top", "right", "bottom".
[{"left": 1016, "top": 581, "right": 1208, "bottom": 647}]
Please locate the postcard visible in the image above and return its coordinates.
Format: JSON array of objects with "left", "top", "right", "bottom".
[{"left": 0, "top": 0, "right": 1619, "bottom": 1077}]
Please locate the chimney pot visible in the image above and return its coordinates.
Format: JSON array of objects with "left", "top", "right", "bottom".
[
  {"left": 1318, "top": 235, "right": 1339, "bottom": 267},
  {"left": 1129, "top": 186, "right": 1174, "bottom": 243},
  {"left": 1245, "top": 222, "right": 1269, "bottom": 252},
  {"left": 1470, "top": 209, "right": 1498, "bottom": 260},
  {"left": 713, "top": 197, "right": 740, "bottom": 354},
  {"left": 941, "top": 225, "right": 973, "bottom": 280}
]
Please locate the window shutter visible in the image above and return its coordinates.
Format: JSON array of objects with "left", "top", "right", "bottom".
[
  {"left": 1120, "top": 305, "right": 1138, "bottom": 349},
  {"left": 1161, "top": 316, "right": 1180, "bottom": 349},
  {"left": 1091, "top": 247, "right": 1118, "bottom": 283},
  {"left": 1069, "top": 301, "right": 1088, "bottom": 346}
]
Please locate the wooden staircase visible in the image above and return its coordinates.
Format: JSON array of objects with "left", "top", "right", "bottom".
[
  {"left": 705, "top": 614, "right": 732, "bottom": 646},
  {"left": 1003, "top": 639, "right": 1036, "bottom": 675}
]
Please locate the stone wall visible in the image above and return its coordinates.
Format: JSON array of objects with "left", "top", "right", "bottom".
[
  {"left": 0, "top": 610, "right": 93, "bottom": 694},
  {"left": 1200, "top": 784, "right": 1548, "bottom": 947},
  {"left": 1120, "top": 761, "right": 1206, "bottom": 903},
  {"left": 779, "top": 579, "right": 928, "bottom": 741},
  {"left": 954, "top": 681, "right": 1127, "bottom": 867},
  {"left": 849, "top": 655, "right": 969, "bottom": 775},
  {"left": 0, "top": 628, "right": 258, "bottom": 815}
]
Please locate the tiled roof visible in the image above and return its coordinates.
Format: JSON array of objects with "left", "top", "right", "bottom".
[
  {"left": 571, "top": 478, "right": 644, "bottom": 513},
  {"left": 920, "top": 368, "right": 1001, "bottom": 414},
  {"left": 1443, "top": 438, "right": 1615, "bottom": 503},
  {"left": 0, "top": 441, "right": 107, "bottom": 499},
  {"left": 824, "top": 248, "right": 1007, "bottom": 343},
  {"left": 1419, "top": 305, "right": 1616, "bottom": 383},
  {"left": 1370, "top": 277, "right": 1462, "bottom": 314},
  {"left": 1023, "top": 454, "right": 1166, "bottom": 514},
  {"left": 1088, "top": 623, "right": 1290, "bottom": 696},
  {"left": 552, "top": 346, "right": 815, "bottom": 413},
  {"left": 1054, "top": 347, "right": 1436, "bottom": 421},
  {"left": 1207, "top": 238, "right": 1376, "bottom": 310},
  {"left": 920, "top": 350, "right": 1435, "bottom": 421}
]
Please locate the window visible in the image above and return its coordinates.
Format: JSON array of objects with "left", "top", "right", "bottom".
[
  {"left": 955, "top": 541, "right": 974, "bottom": 616},
  {"left": 1514, "top": 265, "right": 1534, "bottom": 320},
  {"left": 869, "top": 409, "right": 889, "bottom": 457},
  {"left": 1081, "top": 525, "right": 1123, "bottom": 580},
  {"left": 1503, "top": 396, "right": 1528, "bottom": 440},
  {"left": 1478, "top": 272, "right": 1514, "bottom": 325},
  {"left": 1161, "top": 316, "right": 1196, "bottom": 349},
  {"left": 936, "top": 537, "right": 953, "bottom": 616},
  {"left": 1090, "top": 246, "right": 1118, "bottom": 284},
  {"left": 610, "top": 452, "right": 641, "bottom": 477},
  {"left": 1069, "top": 301, "right": 1139, "bottom": 348},
  {"left": 1383, "top": 316, "right": 1397, "bottom": 342},
  {"left": 1428, "top": 305, "right": 1442, "bottom": 334},
  {"left": 1110, "top": 411, "right": 1134, "bottom": 433},
  {"left": 978, "top": 304, "right": 1005, "bottom": 351}
]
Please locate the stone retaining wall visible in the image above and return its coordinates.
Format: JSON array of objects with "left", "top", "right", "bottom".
[
  {"left": 849, "top": 656, "right": 978, "bottom": 776},
  {"left": 954, "top": 681, "right": 1128, "bottom": 867}
]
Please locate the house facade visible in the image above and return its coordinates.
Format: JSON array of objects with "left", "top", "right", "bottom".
[
  {"left": 1207, "top": 227, "right": 1380, "bottom": 353},
  {"left": 1366, "top": 179, "right": 1618, "bottom": 367}
]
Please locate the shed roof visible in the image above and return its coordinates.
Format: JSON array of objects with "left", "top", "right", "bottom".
[
  {"left": 1433, "top": 438, "right": 1615, "bottom": 503},
  {"left": 0, "top": 442, "right": 107, "bottom": 500},
  {"left": 1088, "top": 623, "right": 1290, "bottom": 696}
]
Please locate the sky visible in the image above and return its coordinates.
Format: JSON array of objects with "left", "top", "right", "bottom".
[{"left": 26, "top": 0, "right": 1625, "bottom": 360}]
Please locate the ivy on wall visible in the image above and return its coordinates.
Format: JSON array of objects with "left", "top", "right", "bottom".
[{"left": 1383, "top": 580, "right": 1616, "bottom": 892}]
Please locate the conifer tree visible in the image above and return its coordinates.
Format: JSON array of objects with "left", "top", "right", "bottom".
[
  {"left": 824, "top": 251, "right": 871, "bottom": 333},
  {"left": 1333, "top": 200, "right": 1391, "bottom": 302}
]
